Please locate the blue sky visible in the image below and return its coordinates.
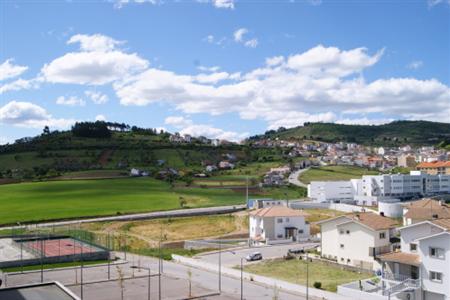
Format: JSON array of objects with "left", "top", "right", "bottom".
[{"left": 0, "top": 0, "right": 449, "bottom": 143}]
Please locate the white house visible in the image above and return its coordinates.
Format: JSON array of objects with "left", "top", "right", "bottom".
[
  {"left": 318, "top": 212, "right": 398, "bottom": 271},
  {"left": 375, "top": 219, "right": 450, "bottom": 300},
  {"left": 249, "top": 206, "right": 310, "bottom": 245},
  {"left": 403, "top": 198, "right": 450, "bottom": 225}
]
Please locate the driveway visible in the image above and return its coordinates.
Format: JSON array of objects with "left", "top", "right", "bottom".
[
  {"left": 196, "top": 242, "right": 319, "bottom": 267},
  {"left": 288, "top": 168, "right": 309, "bottom": 188}
]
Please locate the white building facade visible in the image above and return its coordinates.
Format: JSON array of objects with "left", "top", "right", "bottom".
[
  {"left": 308, "top": 171, "right": 450, "bottom": 204},
  {"left": 249, "top": 206, "right": 310, "bottom": 245}
]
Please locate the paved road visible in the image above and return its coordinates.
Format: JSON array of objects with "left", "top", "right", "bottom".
[
  {"left": 3, "top": 252, "right": 313, "bottom": 300},
  {"left": 197, "top": 243, "right": 319, "bottom": 267},
  {"left": 288, "top": 168, "right": 309, "bottom": 188},
  {"left": 0, "top": 205, "right": 246, "bottom": 230}
]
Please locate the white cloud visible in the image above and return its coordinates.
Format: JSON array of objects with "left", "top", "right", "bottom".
[
  {"left": 41, "top": 34, "right": 148, "bottom": 85},
  {"left": 197, "top": 65, "right": 221, "bottom": 72},
  {"left": 114, "top": 44, "right": 450, "bottom": 128},
  {"left": 0, "top": 59, "right": 28, "bottom": 81},
  {"left": 0, "top": 77, "right": 42, "bottom": 94},
  {"left": 85, "top": 90, "right": 109, "bottom": 104},
  {"left": 233, "top": 28, "right": 258, "bottom": 48},
  {"left": 265, "top": 56, "right": 284, "bottom": 67},
  {"left": 95, "top": 114, "right": 107, "bottom": 121},
  {"left": 113, "top": 0, "right": 158, "bottom": 9},
  {"left": 407, "top": 60, "right": 424, "bottom": 70},
  {"left": 68, "top": 34, "right": 123, "bottom": 52},
  {"left": 56, "top": 96, "right": 86, "bottom": 106},
  {"left": 244, "top": 38, "right": 258, "bottom": 48},
  {"left": 164, "top": 116, "right": 193, "bottom": 127},
  {"left": 213, "top": 0, "right": 235, "bottom": 9},
  {"left": 165, "top": 116, "right": 246, "bottom": 142},
  {"left": 0, "top": 101, "right": 76, "bottom": 129},
  {"left": 0, "top": 136, "right": 11, "bottom": 145},
  {"left": 233, "top": 28, "right": 248, "bottom": 42}
]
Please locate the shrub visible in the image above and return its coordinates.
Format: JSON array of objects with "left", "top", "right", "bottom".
[{"left": 313, "top": 282, "right": 322, "bottom": 289}]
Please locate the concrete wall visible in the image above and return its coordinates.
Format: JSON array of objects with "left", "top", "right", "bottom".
[{"left": 290, "top": 201, "right": 378, "bottom": 214}]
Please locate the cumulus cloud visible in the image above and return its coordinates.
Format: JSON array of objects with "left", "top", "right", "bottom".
[
  {"left": 41, "top": 34, "right": 148, "bottom": 85},
  {"left": 56, "top": 96, "right": 86, "bottom": 106},
  {"left": 95, "top": 114, "right": 107, "bottom": 121},
  {"left": 213, "top": 0, "right": 235, "bottom": 9},
  {"left": 165, "top": 116, "right": 246, "bottom": 141},
  {"left": 85, "top": 90, "right": 109, "bottom": 104},
  {"left": 427, "top": 0, "right": 450, "bottom": 7},
  {"left": 114, "top": 44, "right": 450, "bottom": 128},
  {"left": 0, "top": 59, "right": 28, "bottom": 81},
  {"left": 197, "top": 65, "right": 221, "bottom": 72},
  {"left": 0, "top": 101, "right": 76, "bottom": 129},
  {"left": 0, "top": 77, "right": 42, "bottom": 94},
  {"left": 113, "top": 0, "right": 158, "bottom": 9},
  {"left": 233, "top": 28, "right": 258, "bottom": 48}
]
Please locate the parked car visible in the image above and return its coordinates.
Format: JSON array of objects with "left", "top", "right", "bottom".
[
  {"left": 288, "top": 248, "right": 305, "bottom": 254},
  {"left": 245, "top": 252, "right": 262, "bottom": 261}
]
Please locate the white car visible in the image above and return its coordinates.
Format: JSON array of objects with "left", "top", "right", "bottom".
[{"left": 245, "top": 252, "right": 262, "bottom": 261}]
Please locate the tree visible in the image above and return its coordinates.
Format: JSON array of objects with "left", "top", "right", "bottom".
[{"left": 42, "top": 126, "right": 50, "bottom": 135}]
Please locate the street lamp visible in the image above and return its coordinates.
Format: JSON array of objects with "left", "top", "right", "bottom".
[{"left": 229, "top": 251, "right": 245, "bottom": 300}]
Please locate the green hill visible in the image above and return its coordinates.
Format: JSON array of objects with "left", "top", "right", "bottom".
[{"left": 249, "top": 120, "right": 450, "bottom": 146}]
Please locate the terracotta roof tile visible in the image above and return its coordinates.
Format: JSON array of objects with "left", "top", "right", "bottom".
[
  {"left": 346, "top": 212, "right": 398, "bottom": 231},
  {"left": 404, "top": 199, "right": 450, "bottom": 220},
  {"left": 378, "top": 251, "right": 421, "bottom": 266},
  {"left": 417, "top": 161, "right": 450, "bottom": 168},
  {"left": 431, "top": 218, "right": 450, "bottom": 230}
]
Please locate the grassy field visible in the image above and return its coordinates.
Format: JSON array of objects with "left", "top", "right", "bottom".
[
  {"left": 0, "top": 177, "right": 251, "bottom": 225},
  {"left": 299, "top": 165, "right": 379, "bottom": 184},
  {"left": 243, "top": 258, "right": 372, "bottom": 292},
  {"left": 0, "top": 176, "right": 304, "bottom": 225}
]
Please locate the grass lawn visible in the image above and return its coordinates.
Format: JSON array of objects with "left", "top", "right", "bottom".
[
  {"left": 0, "top": 177, "right": 250, "bottom": 225},
  {"left": 299, "top": 165, "right": 379, "bottom": 184},
  {"left": 243, "top": 258, "right": 373, "bottom": 292},
  {"left": 1, "top": 259, "right": 111, "bottom": 273}
]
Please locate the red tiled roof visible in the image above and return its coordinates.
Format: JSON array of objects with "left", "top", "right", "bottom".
[
  {"left": 417, "top": 161, "right": 450, "bottom": 168},
  {"left": 378, "top": 251, "right": 421, "bottom": 266}
]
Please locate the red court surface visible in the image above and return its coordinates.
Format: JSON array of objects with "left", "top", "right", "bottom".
[{"left": 23, "top": 239, "right": 99, "bottom": 257}]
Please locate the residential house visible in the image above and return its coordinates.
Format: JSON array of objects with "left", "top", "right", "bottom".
[
  {"left": 318, "top": 212, "right": 398, "bottom": 271},
  {"left": 403, "top": 198, "right": 450, "bottom": 225},
  {"left": 376, "top": 219, "right": 450, "bottom": 300},
  {"left": 249, "top": 206, "right": 310, "bottom": 245},
  {"left": 263, "top": 172, "right": 286, "bottom": 186},
  {"left": 397, "top": 154, "right": 417, "bottom": 168},
  {"left": 417, "top": 161, "right": 450, "bottom": 175},
  {"left": 218, "top": 161, "right": 234, "bottom": 169}
]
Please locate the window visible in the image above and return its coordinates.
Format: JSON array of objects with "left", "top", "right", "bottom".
[
  {"left": 277, "top": 218, "right": 283, "bottom": 223},
  {"left": 339, "top": 229, "right": 344, "bottom": 234},
  {"left": 299, "top": 229, "right": 304, "bottom": 234},
  {"left": 347, "top": 259, "right": 351, "bottom": 263},
  {"left": 277, "top": 234, "right": 283, "bottom": 238},
  {"left": 285, "top": 218, "right": 290, "bottom": 222},
  {"left": 430, "top": 271, "right": 443, "bottom": 283},
  {"left": 430, "top": 247, "right": 445, "bottom": 259},
  {"left": 410, "top": 243, "right": 417, "bottom": 252},
  {"left": 340, "top": 258, "right": 344, "bottom": 262},
  {"left": 340, "top": 244, "right": 344, "bottom": 249},
  {"left": 379, "top": 232, "right": 386, "bottom": 239},
  {"left": 346, "top": 230, "right": 350, "bottom": 235}
]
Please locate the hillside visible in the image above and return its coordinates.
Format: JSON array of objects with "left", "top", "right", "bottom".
[
  {"left": 249, "top": 121, "right": 450, "bottom": 146},
  {"left": 0, "top": 128, "right": 283, "bottom": 180}
]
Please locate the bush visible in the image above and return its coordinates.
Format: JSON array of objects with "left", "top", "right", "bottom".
[{"left": 313, "top": 282, "right": 322, "bottom": 289}]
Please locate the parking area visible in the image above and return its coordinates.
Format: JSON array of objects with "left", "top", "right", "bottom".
[{"left": 195, "top": 242, "right": 319, "bottom": 267}]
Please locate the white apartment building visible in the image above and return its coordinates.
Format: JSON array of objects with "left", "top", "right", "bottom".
[
  {"left": 249, "top": 206, "right": 310, "bottom": 245},
  {"left": 307, "top": 180, "right": 355, "bottom": 203},
  {"left": 318, "top": 212, "right": 398, "bottom": 271},
  {"left": 308, "top": 171, "right": 450, "bottom": 204}
]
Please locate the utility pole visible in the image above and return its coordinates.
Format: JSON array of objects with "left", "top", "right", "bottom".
[
  {"left": 246, "top": 176, "right": 249, "bottom": 205},
  {"left": 306, "top": 252, "right": 309, "bottom": 300},
  {"left": 148, "top": 266, "right": 151, "bottom": 300}
]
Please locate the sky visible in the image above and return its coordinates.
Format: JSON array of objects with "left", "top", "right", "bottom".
[{"left": 0, "top": 0, "right": 449, "bottom": 144}]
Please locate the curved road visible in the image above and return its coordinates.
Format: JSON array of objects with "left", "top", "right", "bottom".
[{"left": 288, "top": 168, "right": 310, "bottom": 188}]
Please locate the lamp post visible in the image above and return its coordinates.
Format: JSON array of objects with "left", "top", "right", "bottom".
[
  {"left": 218, "top": 240, "right": 222, "bottom": 293},
  {"left": 240, "top": 257, "right": 244, "bottom": 300}
]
